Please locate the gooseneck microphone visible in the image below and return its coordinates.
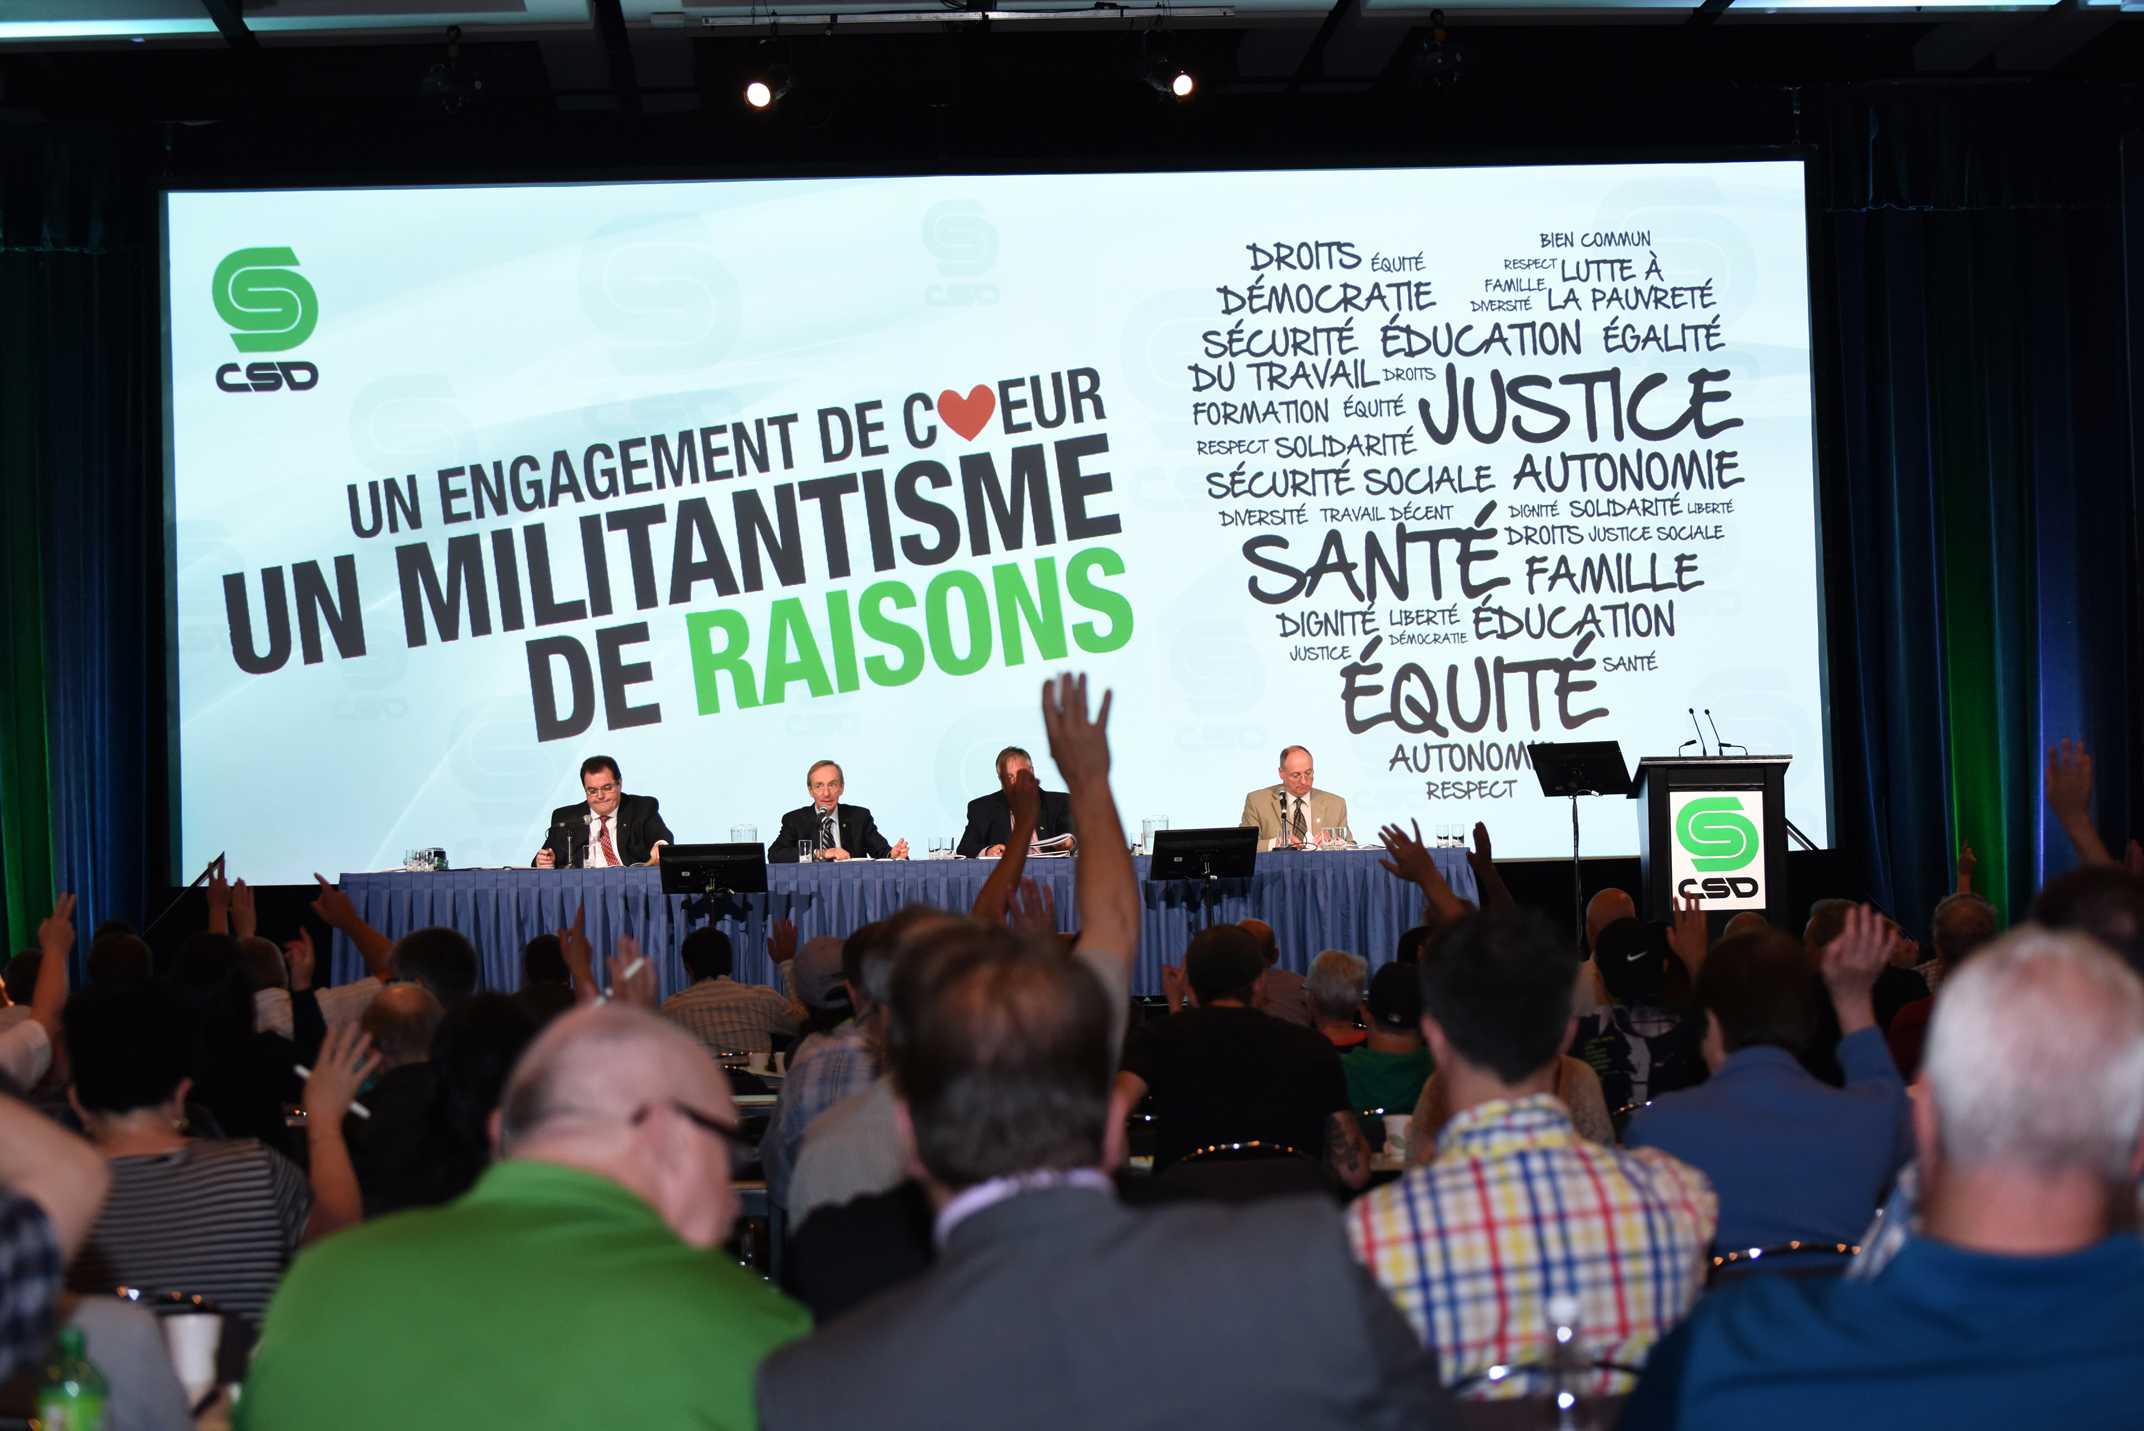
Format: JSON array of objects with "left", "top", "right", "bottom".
[
  {"left": 1706, "top": 708, "right": 1747, "bottom": 756},
  {"left": 1688, "top": 707, "right": 1710, "bottom": 757}
]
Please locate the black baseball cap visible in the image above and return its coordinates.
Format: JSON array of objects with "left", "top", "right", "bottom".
[
  {"left": 1365, "top": 962, "right": 1422, "bottom": 1028},
  {"left": 1595, "top": 917, "right": 1667, "bottom": 1000}
]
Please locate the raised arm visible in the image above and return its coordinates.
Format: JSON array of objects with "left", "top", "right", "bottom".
[
  {"left": 1043, "top": 673, "right": 1137, "bottom": 973},
  {"left": 1465, "top": 822, "right": 1516, "bottom": 909},
  {"left": 971, "top": 767, "right": 1042, "bottom": 927},
  {"left": 311, "top": 874, "right": 395, "bottom": 981},
  {"left": 29, "top": 895, "right": 74, "bottom": 1041},
  {"left": 299, "top": 1023, "right": 382, "bottom": 1243},
  {"left": 2046, "top": 739, "right": 2115, "bottom": 867},
  {"left": 1819, "top": 903, "right": 1891, "bottom": 1039},
  {"left": 1667, "top": 893, "right": 1710, "bottom": 982},
  {"left": 0, "top": 1092, "right": 109, "bottom": 1262},
  {"left": 1378, "top": 820, "right": 1468, "bottom": 923},
  {"left": 1954, "top": 839, "right": 1976, "bottom": 896}
]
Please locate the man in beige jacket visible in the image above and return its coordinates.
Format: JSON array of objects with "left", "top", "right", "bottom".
[{"left": 1239, "top": 746, "right": 1349, "bottom": 850}]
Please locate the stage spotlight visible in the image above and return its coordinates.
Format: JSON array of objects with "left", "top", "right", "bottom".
[
  {"left": 744, "top": 58, "right": 794, "bottom": 110},
  {"left": 1170, "top": 70, "right": 1194, "bottom": 98},
  {"left": 1141, "top": 62, "right": 1195, "bottom": 99}
]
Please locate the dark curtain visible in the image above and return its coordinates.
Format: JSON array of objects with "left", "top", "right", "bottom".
[
  {"left": 1814, "top": 85, "right": 2141, "bottom": 929},
  {"left": 0, "top": 123, "right": 162, "bottom": 952}
]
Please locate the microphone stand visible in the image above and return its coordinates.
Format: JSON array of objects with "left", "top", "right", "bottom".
[{"left": 140, "top": 852, "right": 225, "bottom": 944}]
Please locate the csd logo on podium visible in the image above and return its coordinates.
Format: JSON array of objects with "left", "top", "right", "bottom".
[
  {"left": 211, "top": 247, "right": 320, "bottom": 392},
  {"left": 1670, "top": 792, "right": 1764, "bottom": 908}
]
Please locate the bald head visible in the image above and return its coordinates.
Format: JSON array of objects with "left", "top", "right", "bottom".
[
  {"left": 362, "top": 984, "right": 443, "bottom": 1067},
  {"left": 1586, "top": 890, "right": 1636, "bottom": 952},
  {"left": 1722, "top": 911, "right": 1771, "bottom": 941},
  {"left": 498, "top": 1005, "right": 739, "bottom": 1248},
  {"left": 1239, "top": 918, "right": 1280, "bottom": 968}
]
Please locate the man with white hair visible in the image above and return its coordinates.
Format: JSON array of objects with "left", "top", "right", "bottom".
[
  {"left": 1626, "top": 923, "right": 2144, "bottom": 1429},
  {"left": 237, "top": 1003, "right": 810, "bottom": 1430}
]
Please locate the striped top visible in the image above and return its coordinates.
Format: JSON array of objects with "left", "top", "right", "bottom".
[
  {"left": 69, "top": 1139, "right": 310, "bottom": 1326},
  {"left": 1348, "top": 1094, "right": 1715, "bottom": 1399}
]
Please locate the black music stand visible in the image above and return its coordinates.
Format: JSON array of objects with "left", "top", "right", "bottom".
[
  {"left": 1529, "top": 741, "right": 1632, "bottom": 955},
  {"left": 1147, "top": 827, "right": 1258, "bottom": 936}
]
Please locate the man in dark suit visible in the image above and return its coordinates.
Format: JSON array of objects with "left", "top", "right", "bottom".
[
  {"left": 533, "top": 755, "right": 674, "bottom": 868},
  {"left": 769, "top": 760, "right": 909, "bottom": 863},
  {"left": 756, "top": 923, "right": 1450, "bottom": 1431},
  {"left": 956, "top": 746, "right": 1075, "bottom": 858}
]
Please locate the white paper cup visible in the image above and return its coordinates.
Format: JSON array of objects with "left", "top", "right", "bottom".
[
  {"left": 164, "top": 1312, "right": 221, "bottom": 1402},
  {"left": 747, "top": 1052, "right": 768, "bottom": 1073},
  {"left": 1383, "top": 1114, "right": 1412, "bottom": 1158}
]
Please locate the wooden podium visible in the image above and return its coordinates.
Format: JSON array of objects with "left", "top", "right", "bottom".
[{"left": 1630, "top": 756, "right": 1792, "bottom": 923}]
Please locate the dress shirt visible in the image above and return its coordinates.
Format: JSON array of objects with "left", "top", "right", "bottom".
[
  {"left": 932, "top": 1169, "right": 1115, "bottom": 1246},
  {"left": 659, "top": 976, "right": 798, "bottom": 1056},
  {"left": 1348, "top": 1093, "right": 1716, "bottom": 1399},
  {"left": 254, "top": 986, "right": 294, "bottom": 1038},
  {"left": 584, "top": 808, "right": 622, "bottom": 868},
  {"left": 1625, "top": 1027, "right": 1911, "bottom": 1254},
  {"left": 0, "top": 1018, "right": 51, "bottom": 1091}
]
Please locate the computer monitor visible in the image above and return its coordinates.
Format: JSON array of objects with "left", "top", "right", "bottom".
[
  {"left": 658, "top": 843, "right": 770, "bottom": 896},
  {"left": 1147, "top": 827, "right": 1259, "bottom": 881}
]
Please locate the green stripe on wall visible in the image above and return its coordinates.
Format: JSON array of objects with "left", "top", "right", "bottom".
[{"left": 0, "top": 252, "right": 56, "bottom": 953}]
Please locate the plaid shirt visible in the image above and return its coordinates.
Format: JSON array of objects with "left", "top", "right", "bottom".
[
  {"left": 0, "top": 1191, "right": 62, "bottom": 1383},
  {"left": 659, "top": 976, "right": 797, "bottom": 1056},
  {"left": 1348, "top": 1094, "right": 1715, "bottom": 1399},
  {"left": 763, "top": 1022, "right": 877, "bottom": 1212}
]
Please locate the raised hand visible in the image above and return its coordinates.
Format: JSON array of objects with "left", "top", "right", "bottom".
[
  {"left": 608, "top": 935, "right": 656, "bottom": 1009},
  {"left": 1160, "top": 962, "right": 1189, "bottom": 1012},
  {"left": 1820, "top": 903, "right": 1892, "bottom": 1035},
  {"left": 1010, "top": 878, "right": 1056, "bottom": 938},
  {"left": 1955, "top": 838, "right": 1977, "bottom": 894},
  {"left": 558, "top": 905, "right": 598, "bottom": 1003},
  {"left": 1042, "top": 672, "right": 1113, "bottom": 788},
  {"left": 283, "top": 929, "right": 317, "bottom": 992},
  {"left": 303, "top": 1022, "right": 383, "bottom": 1125},
  {"left": 36, "top": 892, "right": 76, "bottom": 961},
  {"left": 1007, "top": 764, "right": 1043, "bottom": 832},
  {"left": 765, "top": 917, "right": 798, "bottom": 967},
  {"left": 2046, "top": 738, "right": 2094, "bottom": 824},
  {"left": 1377, "top": 820, "right": 1438, "bottom": 888},
  {"left": 231, "top": 878, "right": 258, "bottom": 940},
  {"left": 1667, "top": 893, "right": 1708, "bottom": 977},
  {"left": 310, "top": 873, "right": 362, "bottom": 932},
  {"left": 206, "top": 859, "right": 232, "bottom": 934},
  {"left": 889, "top": 839, "right": 910, "bottom": 861}
]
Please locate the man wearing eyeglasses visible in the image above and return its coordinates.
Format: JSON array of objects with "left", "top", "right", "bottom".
[
  {"left": 533, "top": 755, "right": 675, "bottom": 869},
  {"left": 236, "top": 1003, "right": 811, "bottom": 1430},
  {"left": 770, "top": 760, "right": 909, "bottom": 863}
]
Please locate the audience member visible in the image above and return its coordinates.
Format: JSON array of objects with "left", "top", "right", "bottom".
[
  {"left": 1408, "top": 1052, "right": 1615, "bottom": 1151},
  {"left": 344, "top": 985, "right": 445, "bottom": 1214},
  {"left": 0, "top": 1093, "right": 110, "bottom": 1382},
  {"left": 1721, "top": 911, "right": 1771, "bottom": 940},
  {"left": 240, "top": 935, "right": 293, "bottom": 1038},
  {"left": 0, "top": 899, "right": 73, "bottom": 1091},
  {"left": 1572, "top": 918, "right": 1707, "bottom": 1115},
  {"left": 86, "top": 931, "right": 152, "bottom": 987},
  {"left": 1625, "top": 917, "right": 1911, "bottom": 1260},
  {"left": 301, "top": 876, "right": 400, "bottom": 1027},
  {"left": 1804, "top": 898, "right": 1926, "bottom": 1039},
  {"left": 389, "top": 926, "right": 481, "bottom": 1007},
  {"left": 0, "top": 952, "right": 37, "bottom": 1009},
  {"left": 510, "top": 934, "right": 577, "bottom": 1028},
  {"left": 235, "top": 1005, "right": 811, "bottom": 1430},
  {"left": 365, "top": 993, "right": 538, "bottom": 1215},
  {"left": 785, "top": 935, "right": 852, "bottom": 1052},
  {"left": 2031, "top": 864, "right": 2144, "bottom": 974},
  {"left": 1626, "top": 928, "right": 2144, "bottom": 1427},
  {"left": 1350, "top": 908, "right": 1716, "bottom": 1399},
  {"left": 766, "top": 921, "right": 895, "bottom": 1217},
  {"left": 1243, "top": 917, "right": 1312, "bottom": 1027},
  {"left": 1118, "top": 924, "right": 1369, "bottom": 1189},
  {"left": 166, "top": 932, "right": 302, "bottom": 1151},
  {"left": 1393, "top": 925, "right": 1433, "bottom": 966},
  {"left": 0, "top": 1293, "right": 195, "bottom": 1430},
  {"left": 659, "top": 928, "right": 797, "bottom": 1056},
  {"left": 1886, "top": 891, "right": 2001, "bottom": 1078},
  {"left": 64, "top": 982, "right": 373, "bottom": 1326},
  {"left": 756, "top": 925, "right": 1452, "bottom": 1431},
  {"left": 1343, "top": 963, "right": 1431, "bottom": 1122},
  {"left": 1307, "top": 950, "right": 1369, "bottom": 1048}
]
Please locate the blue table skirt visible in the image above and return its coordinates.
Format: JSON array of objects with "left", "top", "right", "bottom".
[{"left": 331, "top": 848, "right": 1476, "bottom": 999}]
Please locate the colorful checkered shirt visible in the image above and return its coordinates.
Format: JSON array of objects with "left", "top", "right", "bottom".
[
  {"left": 1348, "top": 1093, "right": 1716, "bottom": 1400},
  {"left": 763, "top": 1022, "right": 877, "bottom": 1213}
]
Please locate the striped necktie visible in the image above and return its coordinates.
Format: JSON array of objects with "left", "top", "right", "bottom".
[
  {"left": 819, "top": 810, "right": 836, "bottom": 851},
  {"left": 1290, "top": 797, "right": 1307, "bottom": 846},
  {"left": 597, "top": 815, "right": 619, "bottom": 866}
]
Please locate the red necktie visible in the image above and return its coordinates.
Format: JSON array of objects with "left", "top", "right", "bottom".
[{"left": 598, "top": 816, "right": 619, "bottom": 866}]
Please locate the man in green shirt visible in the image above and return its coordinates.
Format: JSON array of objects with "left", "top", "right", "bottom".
[
  {"left": 1343, "top": 963, "right": 1433, "bottom": 1126},
  {"left": 237, "top": 1004, "right": 810, "bottom": 1431}
]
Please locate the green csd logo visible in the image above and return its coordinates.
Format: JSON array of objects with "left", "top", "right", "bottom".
[
  {"left": 1676, "top": 797, "right": 1759, "bottom": 872},
  {"left": 212, "top": 247, "right": 318, "bottom": 352}
]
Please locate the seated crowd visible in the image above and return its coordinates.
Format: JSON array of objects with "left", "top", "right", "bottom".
[{"left": 4, "top": 710, "right": 2144, "bottom": 1429}]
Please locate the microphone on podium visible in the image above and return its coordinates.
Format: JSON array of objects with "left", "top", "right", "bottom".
[
  {"left": 1705, "top": 709, "right": 1747, "bottom": 756},
  {"left": 1685, "top": 707, "right": 1709, "bottom": 757}
]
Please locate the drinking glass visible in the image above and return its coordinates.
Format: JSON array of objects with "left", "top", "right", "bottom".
[
  {"left": 731, "top": 824, "right": 758, "bottom": 844},
  {"left": 1329, "top": 825, "right": 1352, "bottom": 849},
  {"left": 1141, "top": 818, "right": 1169, "bottom": 855},
  {"left": 797, "top": 841, "right": 815, "bottom": 864}
]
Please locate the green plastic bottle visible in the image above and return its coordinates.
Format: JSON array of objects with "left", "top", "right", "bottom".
[{"left": 35, "top": 1326, "right": 106, "bottom": 1431}]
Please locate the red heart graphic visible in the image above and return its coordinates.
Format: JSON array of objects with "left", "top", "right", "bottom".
[{"left": 937, "top": 385, "right": 995, "bottom": 442}]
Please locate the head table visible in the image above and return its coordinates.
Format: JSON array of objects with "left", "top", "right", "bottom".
[{"left": 329, "top": 847, "right": 1476, "bottom": 999}]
